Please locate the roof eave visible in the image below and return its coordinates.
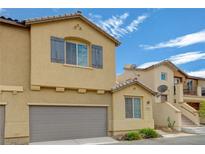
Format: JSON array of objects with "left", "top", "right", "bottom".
[
  {"left": 112, "top": 81, "right": 157, "bottom": 96},
  {"left": 25, "top": 14, "right": 121, "bottom": 46},
  {"left": 0, "top": 18, "right": 27, "bottom": 28}
]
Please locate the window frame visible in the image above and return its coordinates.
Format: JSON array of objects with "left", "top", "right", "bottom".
[
  {"left": 50, "top": 37, "right": 104, "bottom": 69},
  {"left": 161, "top": 72, "right": 167, "bottom": 81},
  {"left": 65, "top": 40, "right": 89, "bottom": 67},
  {"left": 125, "top": 96, "right": 142, "bottom": 119}
]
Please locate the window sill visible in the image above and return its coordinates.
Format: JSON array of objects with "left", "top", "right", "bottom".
[{"left": 63, "top": 64, "right": 93, "bottom": 70}]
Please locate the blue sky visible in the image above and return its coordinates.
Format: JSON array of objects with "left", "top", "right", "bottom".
[{"left": 1, "top": 8, "right": 205, "bottom": 77}]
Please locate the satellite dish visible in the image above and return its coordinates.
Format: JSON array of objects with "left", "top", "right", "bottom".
[{"left": 157, "top": 85, "right": 168, "bottom": 93}]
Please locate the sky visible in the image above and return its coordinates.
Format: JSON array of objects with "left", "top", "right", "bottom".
[{"left": 1, "top": 8, "right": 205, "bottom": 77}]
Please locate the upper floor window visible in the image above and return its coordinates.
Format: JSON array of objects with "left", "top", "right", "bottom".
[
  {"left": 51, "top": 36, "right": 103, "bottom": 68},
  {"left": 161, "top": 72, "right": 167, "bottom": 81},
  {"left": 125, "top": 97, "right": 142, "bottom": 119},
  {"left": 66, "top": 42, "right": 88, "bottom": 67}
]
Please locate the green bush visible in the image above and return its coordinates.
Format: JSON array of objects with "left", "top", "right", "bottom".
[
  {"left": 125, "top": 131, "right": 141, "bottom": 141},
  {"left": 199, "top": 101, "right": 205, "bottom": 118},
  {"left": 138, "top": 128, "right": 159, "bottom": 139},
  {"left": 167, "top": 116, "right": 176, "bottom": 129}
]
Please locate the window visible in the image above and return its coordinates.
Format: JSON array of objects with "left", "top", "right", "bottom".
[
  {"left": 51, "top": 37, "right": 103, "bottom": 68},
  {"left": 51, "top": 37, "right": 65, "bottom": 63},
  {"left": 174, "top": 77, "right": 181, "bottom": 85},
  {"left": 51, "top": 37, "right": 88, "bottom": 67},
  {"left": 125, "top": 97, "right": 142, "bottom": 119},
  {"left": 202, "top": 87, "right": 205, "bottom": 96},
  {"left": 92, "top": 45, "right": 103, "bottom": 69},
  {"left": 187, "top": 80, "right": 193, "bottom": 90},
  {"left": 161, "top": 95, "right": 168, "bottom": 102},
  {"left": 161, "top": 72, "right": 167, "bottom": 81},
  {"left": 66, "top": 42, "right": 88, "bottom": 67}
]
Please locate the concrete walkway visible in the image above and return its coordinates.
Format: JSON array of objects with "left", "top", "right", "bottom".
[
  {"left": 30, "top": 137, "right": 119, "bottom": 145},
  {"left": 156, "top": 129, "right": 195, "bottom": 138},
  {"left": 111, "top": 135, "right": 205, "bottom": 145}
]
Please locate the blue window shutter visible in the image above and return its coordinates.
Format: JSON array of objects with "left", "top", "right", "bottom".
[
  {"left": 92, "top": 45, "right": 103, "bottom": 69},
  {"left": 51, "top": 36, "right": 64, "bottom": 63}
]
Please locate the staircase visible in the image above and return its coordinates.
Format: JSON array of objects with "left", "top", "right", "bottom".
[
  {"left": 181, "top": 114, "right": 205, "bottom": 134},
  {"left": 182, "top": 126, "right": 205, "bottom": 134},
  {"left": 181, "top": 114, "right": 197, "bottom": 127}
]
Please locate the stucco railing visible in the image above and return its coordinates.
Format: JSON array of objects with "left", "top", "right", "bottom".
[
  {"left": 153, "top": 102, "right": 181, "bottom": 131},
  {"left": 180, "top": 103, "right": 200, "bottom": 126}
]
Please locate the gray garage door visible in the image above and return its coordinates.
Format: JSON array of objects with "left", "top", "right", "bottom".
[
  {"left": 29, "top": 106, "right": 107, "bottom": 142},
  {"left": 0, "top": 106, "right": 4, "bottom": 144}
]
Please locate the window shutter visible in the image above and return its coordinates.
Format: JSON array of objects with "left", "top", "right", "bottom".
[
  {"left": 51, "top": 37, "right": 64, "bottom": 63},
  {"left": 92, "top": 45, "right": 103, "bottom": 68}
]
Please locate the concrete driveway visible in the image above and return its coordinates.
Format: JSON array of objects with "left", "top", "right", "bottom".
[
  {"left": 30, "top": 137, "right": 119, "bottom": 145},
  {"left": 110, "top": 135, "right": 205, "bottom": 145}
]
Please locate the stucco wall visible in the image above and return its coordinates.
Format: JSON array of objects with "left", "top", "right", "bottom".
[
  {"left": 153, "top": 102, "right": 181, "bottom": 131},
  {"left": 198, "top": 80, "right": 205, "bottom": 87},
  {"left": 112, "top": 84, "right": 154, "bottom": 134},
  {"left": 30, "top": 18, "right": 116, "bottom": 91},
  {"left": 153, "top": 65, "right": 174, "bottom": 103},
  {"left": 117, "top": 65, "right": 175, "bottom": 103},
  {"left": 0, "top": 21, "right": 114, "bottom": 144}
]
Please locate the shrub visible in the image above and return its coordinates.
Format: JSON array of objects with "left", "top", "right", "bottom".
[
  {"left": 138, "top": 128, "right": 159, "bottom": 139},
  {"left": 125, "top": 131, "right": 141, "bottom": 141},
  {"left": 199, "top": 101, "right": 205, "bottom": 118},
  {"left": 167, "top": 117, "right": 176, "bottom": 129}
]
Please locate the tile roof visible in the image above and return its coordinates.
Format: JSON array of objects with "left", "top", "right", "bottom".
[
  {"left": 112, "top": 77, "right": 157, "bottom": 95},
  {"left": 0, "top": 11, "right": 120, "bottom": 46},
  {"left": 0, "top": 16, "right": 26, "bottom": 27},
  {"left": 124, "top": 60, "right": 205, "bottom": 81},
  {"left": 25, "top": 11, "right": 120, "bottom": 46}
]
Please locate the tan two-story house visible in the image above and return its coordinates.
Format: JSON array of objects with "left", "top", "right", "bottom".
[
  {"left": 118, "top": 60, "right": 205, "bottom": 131},
  {"left": 0, "top": 12, "right": 156, "bottom": 144}
]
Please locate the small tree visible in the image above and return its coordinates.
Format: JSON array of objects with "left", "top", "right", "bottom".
[{"left": 199, "top": 101, "right": 205, "bottom": 118}]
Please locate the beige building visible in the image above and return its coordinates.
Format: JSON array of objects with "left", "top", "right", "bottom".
[
  {"left": 118, "top": 60, "right": 205, "bottom": 130},
  {"left": 0, "top": 12, "right": 156, "bottom": 144}
]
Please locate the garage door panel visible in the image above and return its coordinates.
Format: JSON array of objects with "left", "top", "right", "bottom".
[
  {"left": 0, "top": 106, "right": 4, "bottom": 144},
  {"left": 30, "top": 106, "right": 107, "bottom": 142}
]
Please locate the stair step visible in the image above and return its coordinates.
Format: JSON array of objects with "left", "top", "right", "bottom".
[
  {"left": 181, "top": 114, "right": 196, "bottom": 127},
  {"left": 182, "top": 126, "right": 205, "bottom": 134}
]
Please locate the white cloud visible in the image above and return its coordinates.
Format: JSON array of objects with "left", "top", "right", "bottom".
[
  {"left": 138, "top": 51, "right": 205, "bottom": 68},
  {"left": 141, "top": 30, "right": 205, "bottom": 50},
  {"left": 88, "top": 13, "right": 102, "bottom": 19},
  {"left": 188, "top": 69, "right": 205, "bottom": 78},
  {"left": 126, "top": 15, "right": 148, "bottom": 32},
  {"left": 88, "top": 13, "right": 148, "bottom": 38},
  {"left": 169, "top": 51, "right": 205, "bottom": 65},
  {"left": 138, "top": 61, "right": 160, "bottom": 68}
]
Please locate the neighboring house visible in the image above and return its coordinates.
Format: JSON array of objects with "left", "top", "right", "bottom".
[
  {"left": 118, "top": 60, "right": 205, "bottom": 130},
  {"left": 0, "top": 12, "right": 155, "bottom": 144}
]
